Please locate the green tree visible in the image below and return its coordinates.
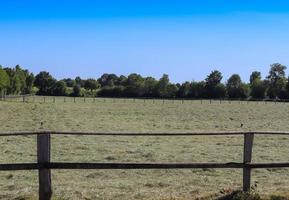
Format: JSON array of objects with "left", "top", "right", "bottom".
[
  {"left": 23, "top": 71, "right": 34, "bottom": 94},
  {"left": 204, "top": 70, "right": 224, "bottom": 98},
  {"left": 117, "top": 75, "right": 128, "bottom": 86},
  {"left": 124, "top": 73, "right": 145, "bottom": 97},
  {"left": 143, "top": 77, "right": 158, "bottom": 97},
  {"left": 155, "top": 74, "right": 170, "bottom": 98},
  {"left": 84, "top": 78, "right": 99, "bottom": 91},
  {"left": 250, "top": 79, "right": 266, "bottom": 99},
  {"left": 34, "top": 71, "right": 56, "bottom": 95},
  {"left": 75, "top": 76, "right": 85, "bottom": 87},
  {"left": 189, "top": 81, "right": 206, "bottom": 98},
  {"left": 4, "top": 68, "right": 21, "bottom": 94},
  {"left": 0, "top": 67, "right": 10, "bottom": 97},
  {"left": 62, "top": 78, "right": 76, "bottom": 87},
  {"left": 97, "top": 73, "right": 119, "bottom": 87},
  {"left": 266, "top": 63, "right": 287, "bottom": 98},
  {"left": 165, "top": 84, "right": 178, "bottom": 98},
  {"left": 51, "top": 81, "right": 67, "bottom": 96},
  {"left": 226, "top": 74, "right": 248, "bottom": 98},
  {"left": 71, "top": 84, "right": 82, "bottom": 97},
  {"left": 15, "top": 65, "right": 27, "bottom": 93},
  {"left": 178, "top": 82, "right": 191, "bottom": 98},
  {"left": 286, "top": 76, "right": 289, "bottom": 98},
  {"left": 250, "top": 71, "right": 261, "bottom": 85}
]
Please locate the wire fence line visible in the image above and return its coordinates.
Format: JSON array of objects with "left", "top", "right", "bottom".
[
  {"left": 0, "top": 131, "right": 289, "bottom": 200},
  {"left": 1, "top": 95, "right": 289, "bottom": 105}
]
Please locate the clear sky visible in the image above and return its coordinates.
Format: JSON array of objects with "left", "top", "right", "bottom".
[{"left": 1, "top": 0, "right": 289, "bottom": 83}]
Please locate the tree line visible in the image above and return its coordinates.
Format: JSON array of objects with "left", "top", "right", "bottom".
[{"left": 1, "top": 63, "right": 289, "bottom": 100}]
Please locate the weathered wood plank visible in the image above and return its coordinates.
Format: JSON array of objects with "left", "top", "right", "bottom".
[
  {"left": 37, "top": 133, "right": 52, "bottom": 200},
  {"left": 243, "top": 133, "right": 254, "bottom": 192},
  {"left": 1, "top": 162, "right": 289, "bottom": 171},
  {"left": 1, "top": 131, "right": 289, "bottom": 137}
]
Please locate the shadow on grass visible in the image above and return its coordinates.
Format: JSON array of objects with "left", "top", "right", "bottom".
[{"left": 215, "top": 190, "right": 289, "bottom": 200}]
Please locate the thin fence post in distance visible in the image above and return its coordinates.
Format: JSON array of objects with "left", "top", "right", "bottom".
[
  {"left": 243, "top": 133, "right": 254, "bottom": 192},
  {"left": 37, "top": 133, "right": 52, "bottom": 200}
]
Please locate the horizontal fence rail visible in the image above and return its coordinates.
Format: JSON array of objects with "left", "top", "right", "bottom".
[
  {"left": 0, "top": 131, "right": 289, "bottom": 200},
  {"left": 1, "top": 130, "right": 289, "bottom": 136}
]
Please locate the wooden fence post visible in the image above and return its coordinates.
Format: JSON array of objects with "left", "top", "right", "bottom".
[
  {"left": 243, "top": 133, "right": 254, "bottom": 192},
  {"left": 37, "top": 133, "right": 52, "bottom": 200}
]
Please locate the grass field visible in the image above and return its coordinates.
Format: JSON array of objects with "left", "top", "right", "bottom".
[{"left": 0, "top": 97, "right": 289, "bottom": 200}]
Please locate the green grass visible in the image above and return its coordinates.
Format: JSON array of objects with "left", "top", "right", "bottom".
[{"left": 0, "top": 97, "right": 289, "bottom": 199}]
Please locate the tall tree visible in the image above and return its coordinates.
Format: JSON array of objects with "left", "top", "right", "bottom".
[
  {"left": 143, "top": 77, "right": 158, "bottom": 97},
  {"left": 250, "top": 71, "right": 261, "bottom": 85},
  {"left": 75, "top": 76, "right": 85, "bottom": 87},
  {"left": 266, "top": 63, "right": 287, "bottom": 98},
  {"left": 34, "top": 71, "right": 56, "bottom": 95},
  {"left": 0, "top": 67, "right": 10, "bottom": 97},
  {"left": 189, "top": 81, "right": 206, "bottom": 98},
  {"left": 226, "top": 74, "right": 248, "bottom": 98},
  {"left": 155, "top": 74, "right": 170, "bottom": 98},
  {"left": 84, "top": 79, "right": 99, "bottom": 91},
  {"left": 124, "top": 73, "right": 145, "bottom": 97},
  {"left": 97, "top": 74, "right": 119, "bottom": 87},
  {"left": 178, "top": 82, "right": 191, "bottom": 98},
  {"left": 51, "top": 81, "right": 67, "bottom": 96},
  {"left": 204, "top": 70, "right": 225, "bottom": 98}
]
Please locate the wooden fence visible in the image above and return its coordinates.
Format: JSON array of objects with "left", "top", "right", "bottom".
[{"left": 0, "top": 131, "right": 289, "bottom": 200}]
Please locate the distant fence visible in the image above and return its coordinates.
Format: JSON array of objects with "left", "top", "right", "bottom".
[
  {"left": 0, "top": 131, "right": 289, "bottom": 200},
  {"left": 1, "top": 95, "right": 289, "bottom": 105}
]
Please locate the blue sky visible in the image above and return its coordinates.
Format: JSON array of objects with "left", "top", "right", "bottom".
[{"left": 1, "top": 0, "right": 289, "bottom": 83}]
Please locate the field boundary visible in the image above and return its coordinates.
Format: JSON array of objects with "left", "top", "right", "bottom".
[
  {"left": 1, "top": 95, "right": 289, "bottom": 105},
  {"left": 0, "top": 131, "right": 289, "bottom": 200}
]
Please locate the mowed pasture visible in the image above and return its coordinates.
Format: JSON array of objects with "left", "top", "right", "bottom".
[{"left": 1, "top": 97, "right": 289, "bottom": 200}]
